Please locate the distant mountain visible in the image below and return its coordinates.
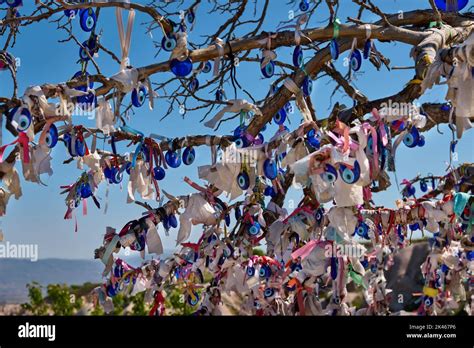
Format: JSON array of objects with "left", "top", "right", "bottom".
[
  {"left": 0, "top": 259, "right": 103, "bottom": 304},
  {"left": 0, "top": 252, "right": 173, "bottom": 304}
]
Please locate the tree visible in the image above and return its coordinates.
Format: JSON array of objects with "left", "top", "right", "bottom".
[
  {"left": 22, "top": 281, "right": 152, "bottom": 316},
  {"left": 22, "top": 282, "right": 82, "bottom": 316},
  {"left": 22, "top": 282, "right": 48, "bottom": 316},
  {"left": 2, "top": 1, "right": 474, "bottom": 316}
]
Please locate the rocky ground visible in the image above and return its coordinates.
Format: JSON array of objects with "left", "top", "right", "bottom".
[{"left": 0, "top": 304, "right": 23, "bottom": 315}]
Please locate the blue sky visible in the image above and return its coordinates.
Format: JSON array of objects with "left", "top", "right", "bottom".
[{"left": 0, "top": 0, "right": 472, "bottom": 259}]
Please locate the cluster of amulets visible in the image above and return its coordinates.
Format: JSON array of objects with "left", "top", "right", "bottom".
[{"left": 0, "top": 0, "right": 472, "bottom": 316}]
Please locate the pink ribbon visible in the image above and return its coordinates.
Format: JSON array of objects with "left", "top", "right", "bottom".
[
  {"left": 401, "top": 179, "right": 412, "bottom": 187},
  {"left": 63, "top": 204, "right": 78, "bottom": 232},
  {"left": 82, "top": 198, "right": 88, "bottom": 216},
  {"left": 371, "top": 108, "right": 388, "bottom": 146},
  {"left": 327, "top": 120, "right": 359, "bottom": 153},
  {"left": 327, "top": 130, "right": 359, "bottom": 152},
  {"left": 184, "top": 176, "right": 215, "bottom": 204},
  {"left": 291, "top": 240, "right": 324, "bottom": 261}
]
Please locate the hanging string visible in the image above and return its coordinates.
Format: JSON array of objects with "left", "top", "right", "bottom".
[
  {"left": 116, "top": 7, "right": 135, "bottom": 70},
  {"left": 226, "top": 41, "right": 242, "bottom": 99}
]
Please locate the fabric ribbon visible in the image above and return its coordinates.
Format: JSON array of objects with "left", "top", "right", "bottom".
[
  {"left": 371, "top": 108, "right": 388, "bottom": 146},
  {"left": 131, "top": 139, "right": 143, "bottom": 169},
  {"left": 291, "top": 239, "right": 323, "bottom": 261},
  {"left": 171, "top": 31, "right": 189, "bottom": 61},
  {"left": 327, "top": 123, "right": 360, "bottom": 156},
  {"left": 349, "top": 37, "right": 357, "bottom": 56},
  {"left": 0, "top": 132, "right": 30, "bottom": 163},
  {"left": 61, "top": 185, "right": 74, "bottom": 219},
  {"left": 120, "top": 125, "right": 144, "bottom": 138},
  {"left": 307, "top": 147, "right": 332, "bottom": 176},
  {"left": 122, "top": 126, "right": 145, "bottom": 168},
  {"left": 271, "top": 178, "right": 285, "bottom": 196},
  {"left": 75, "top": 126, "right": 90, "bottom": 156},
  {"left": 283, "top": 78, "right": 313, "bottom": 122},
  {"left": 277, "top": 14, "right": 311, "bottom": 46},
  {"left": 118, "top": 220, "right": 139, "bottom": 240},
  {"left": 337, "top": 256, "right": 345, "bottom": 294},
  {"left": 82, "top": 198, "right": 88, "bottom": 216},
  {"left": 116, "top": 7, "right": 135, "bottom": 69},
  {"left": 363, "top": 186, "right": 372, "bottom": 202},
  {"left": 283, "top": 205, "right": 314, "bottom": 224},
  {"left": 181, "top": 242, "right": 200, "bottom": 253},
  {"left": 294, "top": 14, "right": 311, "bottom": 46},
  {"left": 296, "top": 120, "right": 318, "bottom": 138},
  {"left": 401, "top": 179, "right": 412, "bottom": 188},
  {"left": 453, "top": 192, "right": 471, "bottom": 217},
  {"left": 333, "top": 18, "right": 341, "bottom": 39},
  {"left": 101, "top": 234, "right": 120, "bottom": 266},
  {"left": 391, "top": 127, "right": 409, "bottom": 160},
  {"left": 204, "top": 99, "right": 262, "bottom": 129},
  {"left": 365, "top": 24, "right": 372, "bottom": 41},
  {"left": 326, "top": 131, "right": 357, "bottom": 153},
  {"left": 260, "top": 32, "right": 277, "bottom": 69},
  {"left": 333, "top": 120, "right": 351, "bottom": 153},
  {"left": 148, "top": 291, "right": 165, "bottom": 316},
  {"left": 204, "top": 135, "right": 218, "bottom": 165},
  {"left": 361, "top": 122, "right": 379, "bottom": 178},
  {"left": 213, "top": 38, "right": 224, "bottom": 77},
  {"left": 145, "top": 77, "right": 154, "bottom": 110},
  {"left": 287, "top": 278, "right": 306, "bottom": 316},
  {"left": 184, "top": 176, "right": 216, "bottom": 205},
  {"left": 144, "top": 138, "right": 164, "bottom": 200}
]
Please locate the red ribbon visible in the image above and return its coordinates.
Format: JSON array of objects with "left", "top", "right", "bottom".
[
  {"left": 181, "top": 242, "right": 200, "bottom": 252},
  {"left": 75, "top": 126, "right": 90, "bottom": 156},
  {"left": 290, "top": 279, "right": 306, "bottom": 316},
  {"left": 119, "top": 220, "right": 136, "bottom": 237},
  {"left": 148, "top": 291, "right": 165, "bottom": 316},
  {"left": 243, "top": 212, "right": 254, "bottom": 225},
  {"left": 0, "top": 132, "right": 30, "bottom": 163},
  {"left": 250, "top": 255, "right": 280, "bottom": 268}
]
